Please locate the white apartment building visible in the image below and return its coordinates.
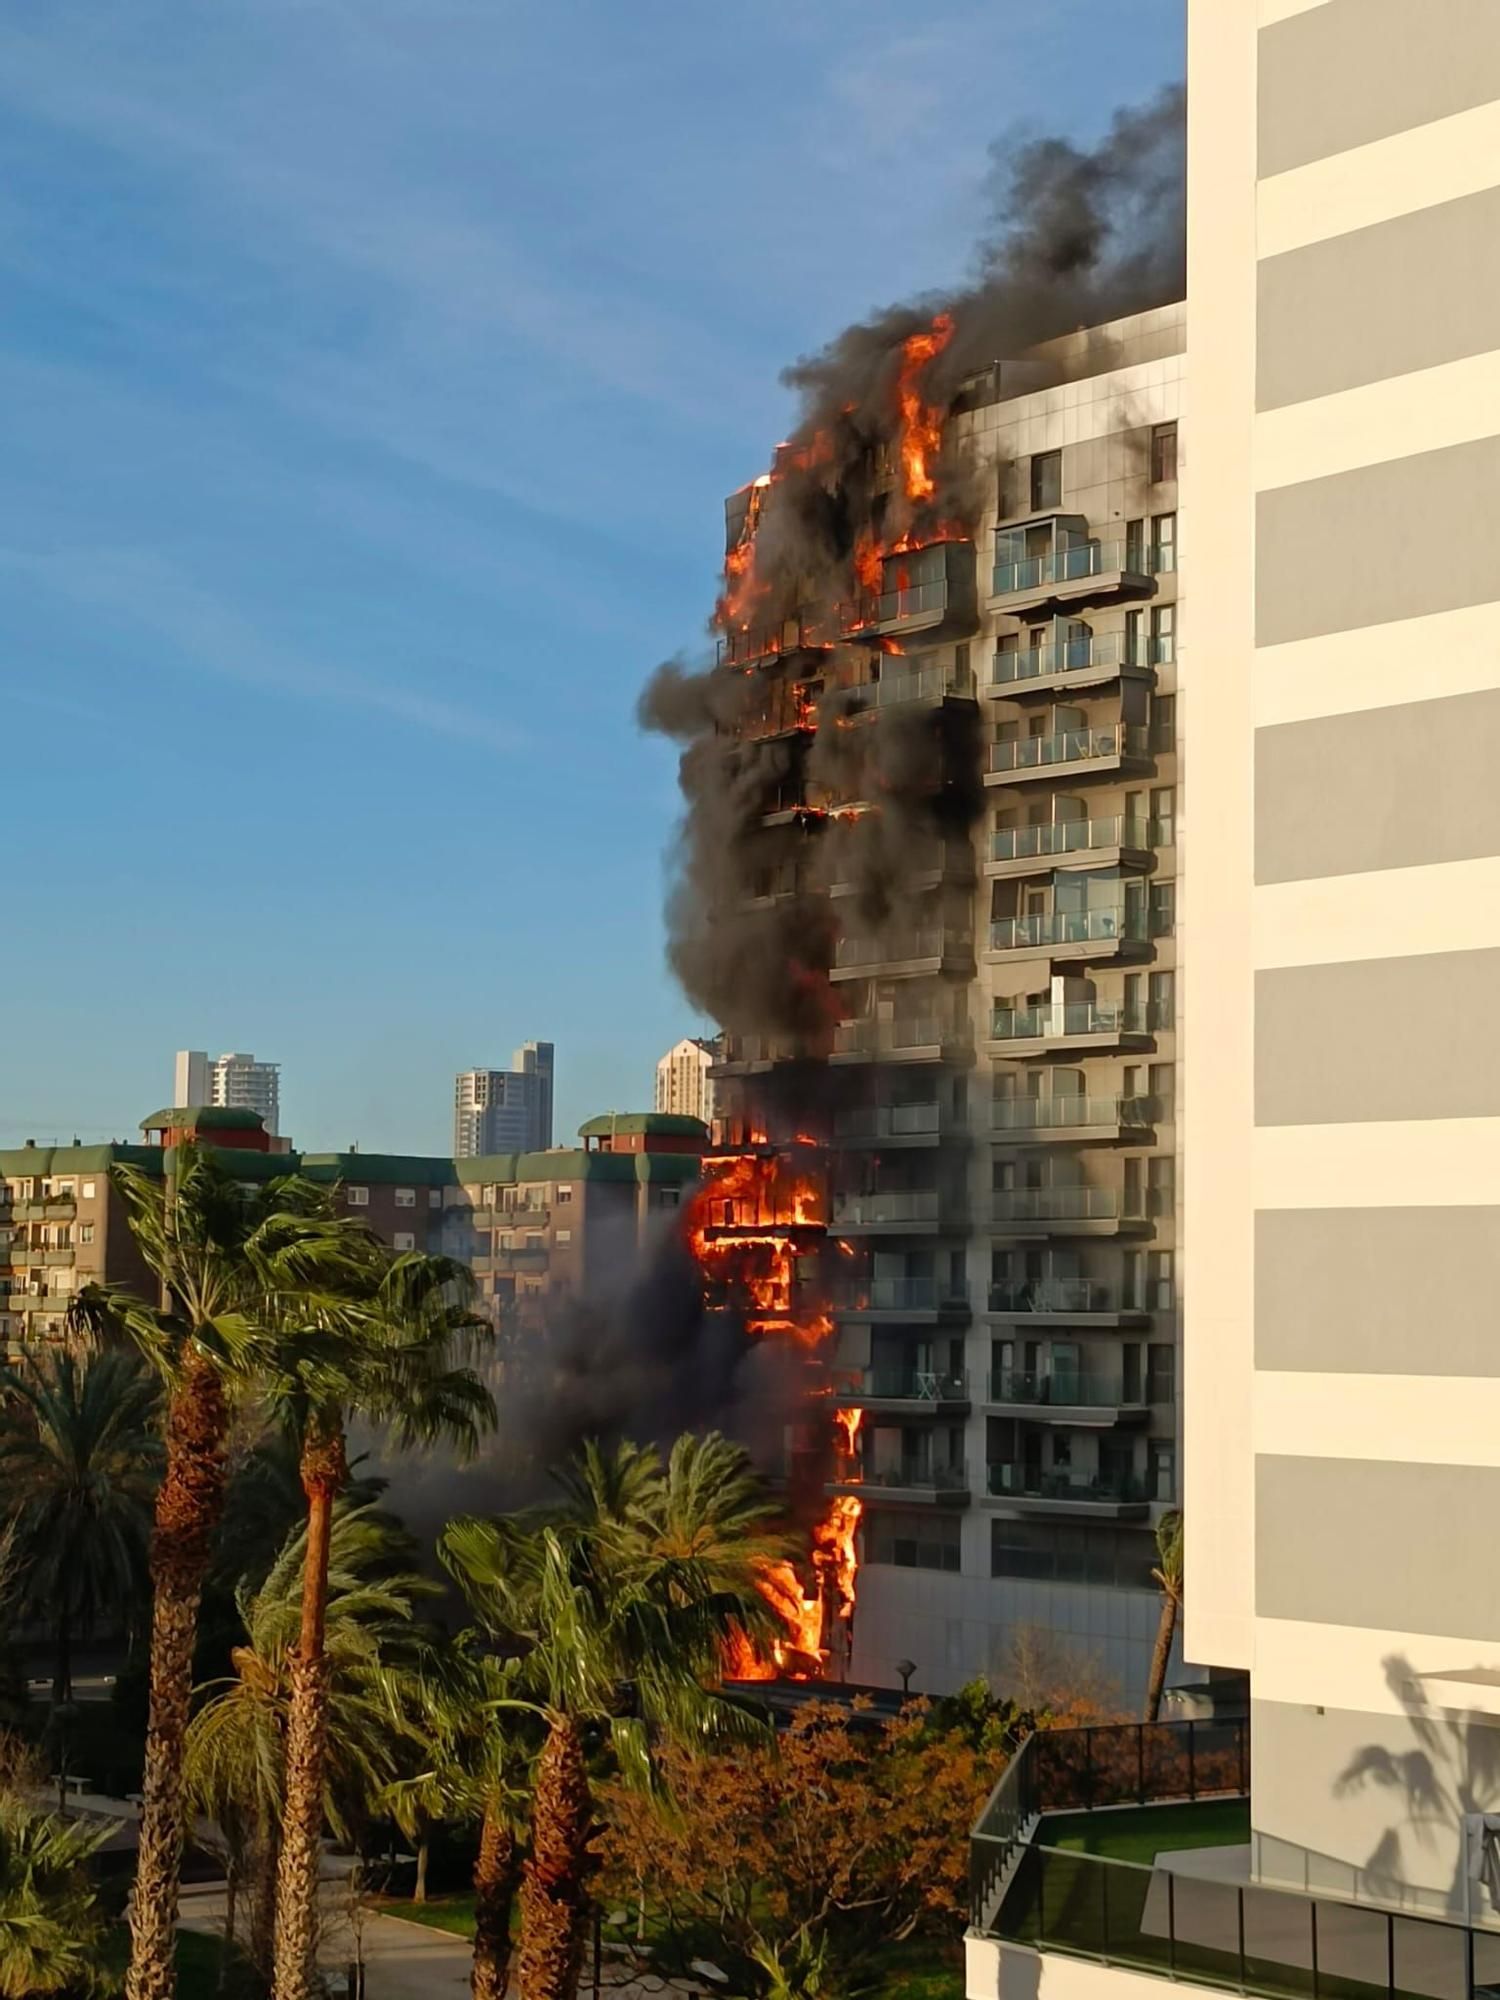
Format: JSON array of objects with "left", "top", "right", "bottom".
[
  {"left": 454, "top": 1042, "right": 555, "bottom": 1158},
  {"left": 655, "top": 1037, "right": 718, "bottom": 1127},
  {"left": 173, "top": 1049, "right": 281, "bottom": 1136}
]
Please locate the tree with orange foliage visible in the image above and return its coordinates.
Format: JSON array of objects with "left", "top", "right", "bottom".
[{"left": 596, "top": 1692, "right": 1019, "bottom": 1991}]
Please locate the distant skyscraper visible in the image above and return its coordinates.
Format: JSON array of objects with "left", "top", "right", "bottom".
[
  {"left": 174, "top": 1050, "right": 281, "bottom": 1137},
  {"left": 654, "top": 1037, "right": 718, "bottom": 1127},
  {"left": 454, "top": 1042, "right": 554, "bottom": 1157}
]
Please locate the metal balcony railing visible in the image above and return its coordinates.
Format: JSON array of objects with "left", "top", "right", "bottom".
[
  {"left": 989, "top": 725, "right": 1150, "bottom": 775},
  {"left": 989, "top": 907, "right": 1146, "bottom": 952},
  {"left": 835, "top": 1367, "right": 970, "bottom": 1403},
  {"left": 990, "top": 634, "right": 1123, "bottom": 687},
  {"left": 986, "top": 1463, "right": 1151, "bottom": 1502},
  {"left": 989, "top": 815, "right": 1152, "bottom": 863},
  {"left": 987, "top": 1279, "right": 1117, "bottom": 1313},
  {"left": 846, "top": 1460, "right": 970, "bottom": 1493},
  {"left": 992, "top": 1188, "right": 1139, "bottom": 1224},
  {"left": 991, "top": 539, "right": 1142, "bottom": 598},
  {"left": 991, "top": 1001, "right": 1145, "bottom": 1042},
  {"left": 991, "top": 1095, "right": 1155, "bottom": 1134},
  {"left": 831, "top": 1189, "right": 942, "bottom": 1227},
  {"left": 835, "top": 930, "right": 968, "bottom": 969},
  {"left": 833, "top": 1017, "right": 973, "bottom": 1056},
  {"left": 836, "top": 1276, "right": 965, "bottom": 1313},
  {"left": 865, "top": 661, "right": 974, "bottom": 706}
]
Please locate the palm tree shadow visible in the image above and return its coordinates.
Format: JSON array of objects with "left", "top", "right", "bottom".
[{"left": 1334, "top": 1653, "right": 1500, "bottom": 1916}]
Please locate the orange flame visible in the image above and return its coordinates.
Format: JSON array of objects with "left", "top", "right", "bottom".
[{"left": 896, "top": 312, "right": 954, "bottom": 502}]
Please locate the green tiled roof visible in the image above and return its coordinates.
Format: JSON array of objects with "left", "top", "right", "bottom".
[
  {"left": 140, "top": 1107, "right": 266, "bottom": 1133},
  {"left": 299, "top": 1153, "right": 454, "bottom": 1187},
  {"left": 576, "top": 1112, "right": 708, "bottom": 1139}
]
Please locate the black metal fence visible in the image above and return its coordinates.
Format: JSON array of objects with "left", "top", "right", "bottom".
[{"left": 996, "top": 1843, "right": 1500, "bottom": 2000}]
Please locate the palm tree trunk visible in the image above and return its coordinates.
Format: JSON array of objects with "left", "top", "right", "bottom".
[
  {"left": 249, "top": 1825, "right": 278, "bottom": 1979},
  {"left": 53, "top": 1608, "right": 71, "bottom": 1708},
  {"left": 219, "top": 1856, "right": 239, "bottom": 1997},
  {"left": 472, "top": 1804, "right": 519, "bottom": 2000},
  {"left": 271, "top": 1426, "right": 347, "bottom": 2000},
  {"left": 518, "top": 1714, "right": 591, "bottom": 2000},
  {"left": 415, "top": 1833, "right": 430, "bottom": 1904},
  {"left": 1143, "top": 1589, "right": 1179, "bottom": 1723},
  {"left": 127, "top": 1356, "right": 229, "bottom": 2000}
]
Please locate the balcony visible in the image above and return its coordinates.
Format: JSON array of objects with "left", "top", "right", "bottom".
[
  {"left": 13, "top": 1199, "right": 76, "bottom": 1222},
  {"left": 985, "top": 1462, "right": 1152, "bottom": 1516},
  {"left": 831, "top": 930, "right": 974, "bottom": 983},
  {"left": 715, "top": 612, "right": 831, "bottom": 669},
  {"left": 848, "top": 540, "right": 978, "bottom": 642},
  {"left": 987, "top": 1280, "right": 1152, "bottom": 1329},
  {"left": 714, "top": 1034, "right": 803, "bottom": 1076},
  {"left": 988, "top": 1000, "right": 1152, "bottom": 1055},
  {"left": 831, "top": 1189, "right": 963, "bottom": 1235},
  {"left": 832, "top": 1017, "right": 974, "bottom": 1066},
  {"left": 967, "top": 1720, "right": 1500, "bottom": 2000},
  {"left": 989, "top": 521, "right": 1155, "bottom": 615},
  {"left": 991, "top": 1096, "right": 1156, "bottom": 1144},
  {"left": 495, "top": 1203, "right": 550, "bottom": 1228},
  {"left": 986, "top": 906, "right": 1149, "bottom": 965},
  {"left": 986, "top": 814, "right": 1155, "bottom": 881},
  {"left": 832, "top": 1459, "right": 971, "bottom": 1504},
  {"left": 847, "top": 660, "right": 976, "bottom": 711},
  {"left": 833, "top": 1101, "right": 947, "bottom": 1147},
  {"left": 827, "top": 836, "right": 974, "bottom": 899},
  {"left": 987, "top": 632, "right": 1151, "bottom": 699},
  {"left": 984, "top": 1371, "right": 1149, "bottom": 1424},
  {"left": 986, "top": 724, "right": 1153, "bottom": 787},
  {"left": 832, "top": 1367, "right": 971, "bottom": 1414},
  {"left": 833, "top": 1276, "right": 971, "bottom": 1323},
  {"left": 991, "top": 1187, "right": 1152, "bottom": 1239}
]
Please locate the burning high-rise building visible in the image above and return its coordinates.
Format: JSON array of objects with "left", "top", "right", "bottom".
[{"left": 646, "top": 95, "right": 1189, "bottom": 1704}]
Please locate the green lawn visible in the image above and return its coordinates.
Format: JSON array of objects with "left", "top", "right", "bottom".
[
  {"left": 379, "top": 1891, "right": 479, "bottom": 1938},
  {"left": 1038, "top": 1798, "right": 1250, "bottom": 1864}
]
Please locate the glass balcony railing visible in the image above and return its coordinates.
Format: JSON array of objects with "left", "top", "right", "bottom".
[
  {"left": 831, "top": 1190, "right": 943, "bottom": 1227},
  {"left": 989, "top": 634, "right": 1122, "bottom": 687},
  {"left": 987, "top": 1279, "right": 1118, "bottom": 1313},
  {"left": 992, "top": 1188, "right": 1138, "bottom": 1224},
  {"left": 991, "top": 1095, "right": 1155, "bottom": 1133},
  {"left": 846, "top": 1460, "right": 970, "bottom": 1493},
  {"left": 836, "top": 1276, "right": 966, "bottom": 1313},
  {"left": 837, "top": 1367, "right": 970, "bottom": 1403},
  {"left": 988, "top": 907, "right": 1146, "bottom": 952},
  {"left": 990, "top": 1001, "right": 1145, "bottom": 1042},
  {"left": 989, "top": 725, "right": 1150, "bottom": 775},
  {"left": 988, "top": 815, "right": 1153, "bottom": 863},
  {"left": 991, "top": 539, "right": 1141, "bottom": 598},
  {"left": 986, "top": 1463, "right": 1149, "bottom": 1502},
  {"left": 833, "top": 1017, "right": 973, "bottom": 1056},
  {"left": 986, "top": 1370, "right": 1137, "bottom": 1406},
  {"left": 835, "top": 930, "right": 969, "bottom": 969},
  {"left": 834, "top": 1102, "right": 942, "bottom": 1141},
  {"left": 871, "top": 578, "right": 949, "bottom": 624},
  {"left": 865, "top": 661, "right": 973, "bottom": 706}
]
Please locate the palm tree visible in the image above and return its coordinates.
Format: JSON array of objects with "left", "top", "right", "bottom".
[
  {"left": 248, "top": 1217, "right": 492, "bottom": 2000},
  {"left": 442, "top": 1439, "right": 769, "bottom": 2000},
  {"left": 185, "top": 1503, "right": 435, "bottom": 1979},
  {"left": 0, "top": 1790, "right": 108, "bottom": 1997},
  {"left": 388, "top": 1640, "right": 534, "bottom": 2000},
  {"left": 0, "top": 1345, "right": 161, "bottom": 1704},
  {"left": 68, "top": 1145, "right": 339, "bottom": 2000},
  {"left": 1144, "top": 1508, "right": 1184, "bottom": 1723}
]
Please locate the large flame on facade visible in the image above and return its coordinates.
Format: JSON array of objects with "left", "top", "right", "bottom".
[{"left": 895, "top": 311, "right": 953, "bottom": 501}]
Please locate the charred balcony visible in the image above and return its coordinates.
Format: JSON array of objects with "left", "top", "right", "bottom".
[
  {"left": 832, "top": 1274, "right": 972, "bottom": 1323},
  {"left": 847, "top": 540, "right": 979, "bottom": 643},
  {"left": 830, "top": 1187, "right": 968, "bottom": 1236},
  {"left": 831, "top": 1014, "right": 975, "bottom": 1066},
  {"left": 831, "top": 929, "right": 975, "bottom": 983},
  {"left": 715, "top": 612, "right": 835, "bottom": 670},
  {"left": 989, "top": 515, "right": 1156, "bottom": 615},
  {"left": 826, "top": 834, "right": 975, "bottom": 900}
]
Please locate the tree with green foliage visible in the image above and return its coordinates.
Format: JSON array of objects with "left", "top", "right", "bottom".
[
  {"left": 0, "top": 1789, "right": 109, "bottom": 1997},
  {"left": 246, "top": 1211, "right": 492, "bottom": 2000},
  {"left": 441, "top": 1435, "right": 772, "bottom": 2000},
  {"left": 0, "top": 1344, "right": 161, "bottom": 1704},
  {"left": 184, "top": 1502, "right": 436, "bottom": 1979}
]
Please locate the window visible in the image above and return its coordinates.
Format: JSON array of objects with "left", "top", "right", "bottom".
[
  {"left": 429, "top": 1188, "right": 442, "bottom": 1209},
  {"left": 1149, "top": 970, "right": 1176, "bottom": 1030},
  {"left": 78, "top": 1223, "right": 95, "bottom": 1246},
  {"left": 1150, "top": 690, "right": 1176, "bottom": 750},
  {"left": 657, "top": 1187, "right": 681, "bottom": 1208},
  {"left": 81, "top": 1181, "right": 97, "bottom": 1200},
  {"left": 1149, "top": 1063, "right": 1175, "bottom": 1117},
  {"left": 556, "top": 1186, "right": 573, "bottom": 1205},
  {"left": 346, "top": 1186, "right": 370, "bottom": 1207},
  {"left": 868, "top": 1507, "right": 960, "bottom": 1574},
  {"left": 1147, "top": 1343, "right": 1176, "bottom": 1405},
  {"left": 1124, "top": 518, "right": 1146, "bottom": 572},
  {"left": 394, "top": 1188, "right": 416, "bottom": 1209},
  {"left": 1150, "top": 786, "right": 1175, "bottom": 847},
  {"left": 54, "top": 1179, "right": 75, "bottom": 1195},
  {"left": 1149, "top": 880, "right": 1176, "bottom": 937},
  {"left": 1150, "top": 422, "right": 1178, "bottom": 483},
  {"left": 1160, "top": 604, "right": 1184, "bottom": 668},
  {"left": 1148, "top": 1250, "right": 1175, "bottom": 1310},
  {"left": 555, "top": 1228, "right": 572, "bottom": 1244},
  {"left": 393, "top": 1232, "right": 415, "bottom": 1253},
  {"left": 1152, "top": 513, "right": 1177, "bottom": 574},
  {"left": 990, "top": 1521, "right": 1154, "bottom": 1590},
  {"left": 1148, "top": 1154, "right": 1175, "bottom": 1217},
  {"left": 1030, "top": 449, "right": 1062, "bottom": 511},
  {"left": 1149, "top": 1439, "right": 1177, "bottom": 1502},
  {"left": 1124, "top": 608, "right": 1146, "bottom": 668}
]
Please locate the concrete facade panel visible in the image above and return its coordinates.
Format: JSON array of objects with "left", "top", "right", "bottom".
[
  {"left": 1258, "top": 0, "right": 1500, "bottom": 178},
  {"left": 1256, "top": 950, "right": 1500, "bottom": 1126},
  {"left": 1258, "top": 185, "right": 1500, "bottom": 411},
  {"left": 1255, "top": 1455, "right": 1500, "bottom": 1640},
  {"left": 1256, "top": 1207, "right": 1500, "bottom": 1374},
  {"left": 1256, "top": 436, "right": 1500, "bottom": 648},
  {"left": 1255, "top": 689, "right": 1500, "bottom": 885}
]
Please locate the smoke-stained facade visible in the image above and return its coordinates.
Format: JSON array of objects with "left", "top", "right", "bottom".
[{"left": 646, "top": 95, "right": 1189, "bottom": 1704}]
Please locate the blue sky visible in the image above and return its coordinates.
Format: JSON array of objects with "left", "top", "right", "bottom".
[{"left": 0, "top": 1, "right": 1183, "bottom": 1155}]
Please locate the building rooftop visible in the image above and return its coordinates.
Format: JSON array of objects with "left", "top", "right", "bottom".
[
  {"left": 576, "top": 1112, "right": 709, "bottom": 1139},
  {"left": 139, "top": 1106, "right": 267, "bottom": 1133}
]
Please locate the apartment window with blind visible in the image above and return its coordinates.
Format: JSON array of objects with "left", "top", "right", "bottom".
[
  {"left": 1150, "top": 422, "right": 1178, "bottom": 483},
  {"left": 1030, "top": 449, "right": 1062, "bottom": 511}
]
